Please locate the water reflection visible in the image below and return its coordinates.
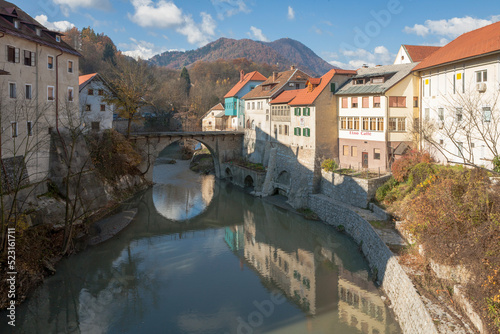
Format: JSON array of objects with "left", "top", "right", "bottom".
[{"left": 0, "top": 171, "right": 400, "bottom": 334}]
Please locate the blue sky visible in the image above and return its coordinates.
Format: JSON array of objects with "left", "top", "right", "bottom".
[{"left": 19, "top": 0, "right": 500, "bottom": 69}]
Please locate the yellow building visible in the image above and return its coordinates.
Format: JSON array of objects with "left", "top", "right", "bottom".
[{"left": 0, "top": 0, "right": 80, "bottom": 186}]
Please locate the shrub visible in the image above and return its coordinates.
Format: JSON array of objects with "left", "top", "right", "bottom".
[
  {"left": 321, "top": 159, "right": 338, "bottom": 172},
  {"left": 493, "top": 156, "right": 500, "bottom": 173},
  {"left": 375, "top": 177, "right": 398, "bottom": 203},
  {"left": 391, "top": 150, "right": 433, "bottom": 182}
]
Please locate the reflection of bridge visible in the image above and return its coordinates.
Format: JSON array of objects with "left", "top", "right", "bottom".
[{"left": 130, "top": 131, "right": 244, "bottom": 181}]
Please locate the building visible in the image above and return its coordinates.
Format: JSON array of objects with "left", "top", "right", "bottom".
[
  {"left": 224, "top": 70, "right": 266, "bottom": 130},
  {"left": 79, "top": 73, "right": 115, "bottom": 131},
  {"left": 0, "top": 0, "right": 81, "bottom": 185},
  {"left": 201, "top": 103, "right": 230, "bottom": 131},
  {"left": 336, "top": 63, "right": 419, "bottom": 171},
  {"left": 393, "top": 45, "right": 441, "bottom": 65},
  {"left": 269, "top": 90, "right": 301, "bottom": 146},
  {"left": 413, "top": 21, "right": 500, "bottom": 170},
  {"left": 241, "top": 67, "right": 310, "bottom": 163}
]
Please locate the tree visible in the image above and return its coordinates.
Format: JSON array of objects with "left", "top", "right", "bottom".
[
  {"left": 419, "top": 84, "right": 500, "bottom": 171},
  {"left": 105, "top": 58, "right": 157, "bottom": 137},
  {"left": 180, "top": 67, "right": 191, "bottom": 97}
]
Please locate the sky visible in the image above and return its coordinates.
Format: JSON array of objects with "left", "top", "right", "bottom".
[{"left": 18, "top": 0, "right": 500, "bottom": 70}]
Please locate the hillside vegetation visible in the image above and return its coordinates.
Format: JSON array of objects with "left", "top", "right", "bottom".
[{"left": 376, "top": 151, "right": 500, "bottom": 332}]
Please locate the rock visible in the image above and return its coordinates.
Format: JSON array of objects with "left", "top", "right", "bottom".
[{"left": 42, "top": 259, "right": 56, "bottom": 274}]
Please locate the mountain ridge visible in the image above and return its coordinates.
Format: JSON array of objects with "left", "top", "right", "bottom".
[{"left": 149, "top": 37, "right": 336, "bottom": 76}]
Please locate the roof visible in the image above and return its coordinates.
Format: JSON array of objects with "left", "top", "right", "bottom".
[
  {"left": 241, "top": 68, "right": 311, "bottom": 100},
  {"left": 210, "top": 102, "right": 225, "bottom": 111},
  {"left": 0, "top": 0, "right": 81, "bottom": 57},
  {"left": 224, "top": 71, "right": 267, "bottom": 98},
  {"left": 307, "top": 78, "right": 321, "bottom": 85},
  {"left": 413, "top": 21, "right": 500, "bottom": 71},
  {"left": 270, "top": 90, "right": 301, "bottom": 104},
  {"left": 201, "top": 103, "right": 225, "bottom": 119},
  {"left": 403, "top": 45, "right": 441, "bottom": 62},
  {"left": 336, "top": 63, "right": 417, "bottom": 95},
  {"left": 78, "top": 73, "right": 115, "bottom": 95},
  {"left": 290, "top": 69, "right": 356, "bottom": 106}
]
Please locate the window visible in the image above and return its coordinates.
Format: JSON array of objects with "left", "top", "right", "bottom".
[
  {"left": 340, "top": 117, "right": 347, "bottom": 130},
  {"left": 48, "top": 56, "right": 54, "bottom": 69},
  {"left": 47, "top": 86, "right": 54, "bottom": 101},
  {"left": 88, "top": 89, "right": 94, "bottom": 95},
  {"left": 388, "top": 117, "right": 406, "bottom": 131},
  {"left": 372, "top": 77, "right": 384, "bottom": 84},
  {"left": 437, "top": 108, "right": 443, "bottom": 121},
  {"left": 388, "top": 118, "right": 396, "bottom": 131},
  {"left": 9, "top": 83, "right": 16, "bottom": 98},
  {"left": 330, "top": 83, "right": 336, "bottom": 92},
  {"left": 483, "top": 107, "right": 492, "bottom": 122},
  {"left": 68, "top": 87, "right": 74, "bottom": 102},
  {"left": 413, "top": 96, "right": 418, "bottom": 108},
  {"left": 252, "top": 102, "right": 255, "bottom": 109},
  {"left": 373, "top": 96, "right": 381, "bottom": 108},
  {"left": 100, "top": 104, "right": 106, "bottom": 112},
  {"left": 377, "top": 118, "right": 384, "bottom": 131},
  {"left": 247, "top": 102, "right": 250, "bottom": 109},
  {"left": 294, "top": 107, "right": 301, "bottom": 116},
  {"left": 284, "top": 125, "right": 288, "bottom": 135},
  {"left": 354, "top": 117, "right": 360, "bottom": 130},
  {"left": 424, "top": 108, "right": 430, "bottom": 121},
  {"left": 56, "top": 35, "right": 61, "bottom": 42},
  {"left": 476, "top": 70, "right": 487, "bottom": 83},
  {"left": 389, "top": 96, "right": 406, "bottom": 108},
  {"left": 294, "top": 127, "right": 301, "bottom": 136},
  {"left": 27, "top": 121, "right": 33, "bottom": 136},
  {"left": 351, "top": 97, "right": 358, "bottom": 108},
  {"left": 457, "top": 142, "right": 464, "bottom": 158},
  {"left": 91, "top": 122, "right": 100, "bottom": 131},
  {"left": 348, "top": 117, "right": 353, "bottom": 129},
  {"left": 343, "top": 145, "right": 349, "bottom": 156},
  {"left": 303, "top": 128, "right": 311, "bottom": 137},
  {"left": 278, "top": 125, "right": 282, "bottom": 135},
  {"left": 456, "top": 107, "right": 463, "bottom": 122},
  {"left": 303, "top": 107, "right": 310, "bottom": 116},
  {"left": 397, "top": 118, "right": 406, "bottom": 131},
  {"left": 7, "top": 46, "right": 20, "bottom": 63},
  {"left": 11, "top": 122, "right": 17, "bottom": 138},
  {"left": 370, "top": 117, "right": 377, "bottom": 131},
  {"left": 25, "top": 84, "right": 32, "bottom": 99},
  {"left": 23, "top": 50, "right": 35, "bottom": 66},
  {"left": 36, "top": 28, "right": 42, "bottom": 36},
  {"left": 98, "top": 89, "right": 104, "bottom": 96},
  {"left": 439, "top": 139, "right": 444, "bottom": 145},
  {"left": 14, "top": 20, "right": 19, "bottom": 29},
  {"left": 362, "top": 96, "right": 369, "bottom": 108},
  {"left": 374, "top": 148, "right": 381, "bottom": 160},
  {"left": 68, "top": 61, "right": 73, "bottom": 73},
  {"left": 342, "top": 97, "right": 348, "bottom": 108},
  {"left": 351, "top": 146, "right": 357, "bottom": 157},
  {"left": 362, "top": 117, "right": 369, "bottom": 131}
]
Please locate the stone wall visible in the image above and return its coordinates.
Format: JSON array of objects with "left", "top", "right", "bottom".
[
  {"left": 308, "top": 194, "right": 438, "bottom": 334},
  {"left": 220, "top": 163, "right": 267, "bottom": 193},
  {"left": 320, "top": 170, "right": 391, "bottom": 208}
]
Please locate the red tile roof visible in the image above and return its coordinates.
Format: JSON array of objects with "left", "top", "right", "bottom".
[
  {"left": 79, "top": 73, "right": 97, "bottom": 86},
  {"left": 403, "top": 45, "right": 441, "bottom": 62},
  {"left": 289, "top": 69, "right": 356, "bottom": 106},
  {"left": 413, "top": 21, "right": 500, "bottom": 71},
  {"left": 241, "top": 69, "right": 311, "bottom": 100},
  {"left": 224, "top": 71, "right": 267, "bottom": 98},
  {"left": 210, "top": 102, "right": 225, "bottom": 111},
  {"left": 270, "top": 90, "right": 301, "bottom": 104},
  {"left": 307, "top": 78, "right": 321, "bottom": 85}
]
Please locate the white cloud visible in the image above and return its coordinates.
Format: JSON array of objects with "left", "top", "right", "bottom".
[
  {"left": 35, "top": 14, "right": 74, "bottom": 32},
  {"left": 328, "top": 46, "right": 395, "bottom": 70},
  {"left": 120, "top": 38, "right": 168, "bottom": 60},
  {"left": 404, "top": 15, "right": 500, "bottom": 38},
  {"left": 129, "top": 0, "right": 184, "bottom": 28},
  {"left": 52, "top": 0, "right": 111, "bottom": 16},
  {"left": 128, "top": 1, "right": 216, "bottom": 46},
  {"left": 248, "top": 26, "right": 269, "bottom": 42},
  {"left": 287, "top": 6, "right": 295, "bottom": 20},
  {"left": 211, "top": 0, "right": 250, "bottom": 20}
]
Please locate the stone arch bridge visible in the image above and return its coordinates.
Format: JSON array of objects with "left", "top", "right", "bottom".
[{"left": 130, "top": 131, "right": 244, "bottom": 181}]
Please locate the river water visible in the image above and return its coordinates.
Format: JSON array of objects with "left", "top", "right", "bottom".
[{"left": 1, "top": 148, "right": 401, "bottom": 334}]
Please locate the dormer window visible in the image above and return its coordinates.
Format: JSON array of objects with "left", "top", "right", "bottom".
[
  {"left": 14, "top": 20, "right": 20, "bottom": 29},
  {"left": 371, "top": 77, "right": 385, "bottom": 84},
  {"left": 56, "top": 35, "right": 61, "bottom": 42},
  {"left": 36, "top": 28, "right": 42, "bottom": 36},
  {"left": 354, "top": 79, "right": 365, "bottom": 85}
]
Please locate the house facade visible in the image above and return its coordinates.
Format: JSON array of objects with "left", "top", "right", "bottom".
[
  {"left": 336, "top": 63, "right": 418, "bottom": 171},
  {"left": 413, "top": 21, "right": 500, "bottom": 170},
  {"left": 79, "top": 73, "right": 115, "bottom": 131},
  {"left": 202, "top": 103, "right": 230, "bottom": 131},
  {"left": 393, "top": 44, "right": 440, "bottom": 65},
  {"left": 224, "top": 70, "right": 266, "bottom": 130},
  {"left": 0, "top": 0, "right": 80, "bottom": 185}
]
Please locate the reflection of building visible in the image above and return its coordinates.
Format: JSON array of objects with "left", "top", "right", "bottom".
[
  {"left": 224, "top": 226, "right": 244, "bottom": 252},
  {"left": 338, "top": 266, "right": 396, "bottom": 334}
]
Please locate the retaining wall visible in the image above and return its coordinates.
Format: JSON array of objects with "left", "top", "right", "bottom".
[{"left": 308, "top": 193, "right": 438, "bottom": 334}]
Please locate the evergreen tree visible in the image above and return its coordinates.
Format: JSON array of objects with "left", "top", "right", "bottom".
[
  {"left": 180, "top": 67, "right": 191, "bottom": 97},
  {"left": 102, "top": 43, "right": 116, "bottom": 66}
]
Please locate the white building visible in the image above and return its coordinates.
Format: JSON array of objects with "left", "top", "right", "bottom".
[
  {"left": 79, "top": 73, "right": 115, "bottom": 131},
  {"left": 413, "top": 21, "right": 500, "bottom": 169},
  {"left": 393, "top": 45, "right": 440, "bottom": 65}
]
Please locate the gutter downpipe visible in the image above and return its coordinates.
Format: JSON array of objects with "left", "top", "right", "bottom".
[{"left": 55, "top": 50, "right": 69, "bottom": 160}]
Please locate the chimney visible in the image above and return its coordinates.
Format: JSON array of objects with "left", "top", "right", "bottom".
[
  {"left": 239, "top": 70, "right": 245, "bottom": 82},
  {"left": 290, "top": 65, "right": 296, "bottom": 70},
  {"left": 362, "top": 64, "right": 368, "bottom": 68},
  {"left": 272, "top": 71, "right": 278, "bottom": 82}
]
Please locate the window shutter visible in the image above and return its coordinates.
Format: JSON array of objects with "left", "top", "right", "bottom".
[
  {"left": 330, "top": 83, "right": 336, "bottom": 92},
  {"left": 15, "top": 48, "right": 20, "bottom": 63},
  {"left": 31, "top": 52, "right": 35, "bottom": 66}
]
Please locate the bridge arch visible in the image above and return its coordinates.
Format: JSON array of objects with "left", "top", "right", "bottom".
[{"left": 130, "top": 132, "right": 244, "bottom": 182}]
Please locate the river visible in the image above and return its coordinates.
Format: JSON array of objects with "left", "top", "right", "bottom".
[{"left": 0, "top": 147, "right": 401, "bottom": 334}]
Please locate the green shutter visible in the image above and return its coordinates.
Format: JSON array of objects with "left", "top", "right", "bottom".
[
  {"left": 330, "top": 83, "right": 336, "bottom": 92},
  {"left": 295, "top": 107, "right": 301, "bottom": 116}
]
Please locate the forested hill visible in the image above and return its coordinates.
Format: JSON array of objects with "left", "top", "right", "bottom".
[{"left": 149, "top": 37, "right": 335, "bottom": 76}]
